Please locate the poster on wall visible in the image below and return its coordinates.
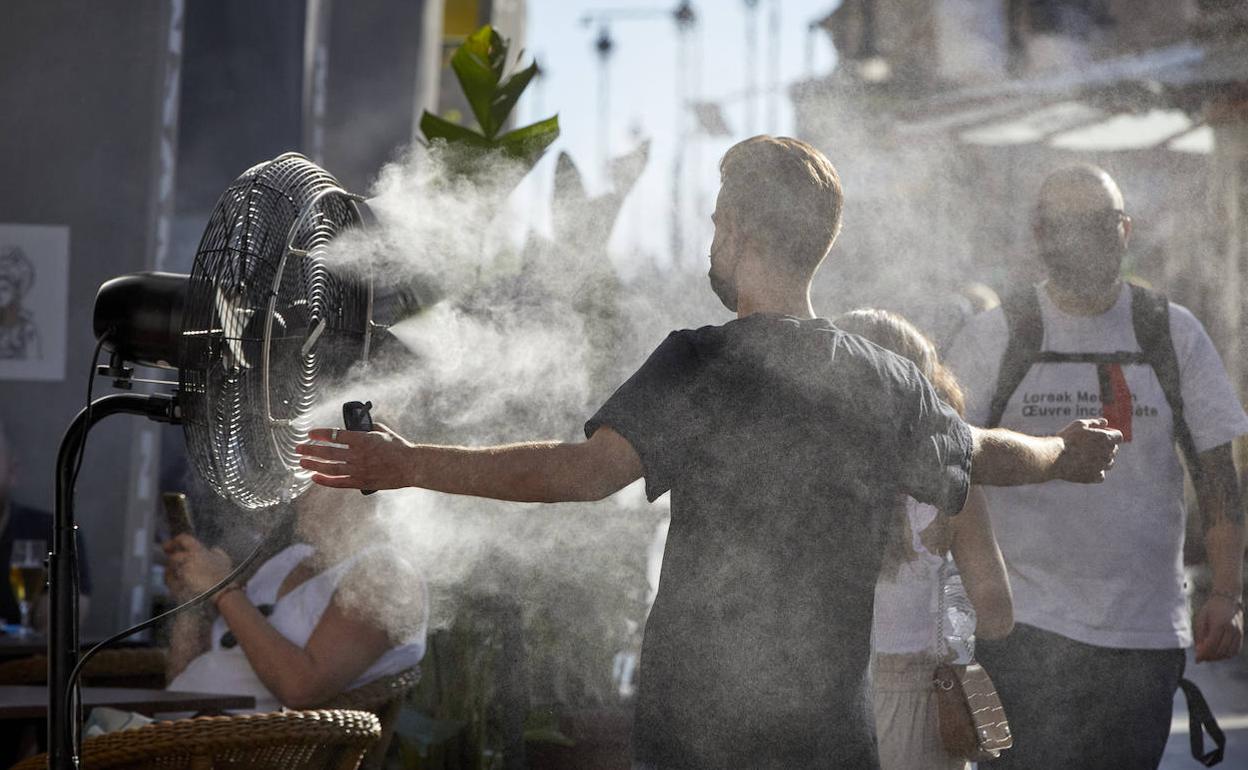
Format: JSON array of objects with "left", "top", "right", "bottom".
[{"left": 0, "top": 224, "right": 69, "bottom": 381}]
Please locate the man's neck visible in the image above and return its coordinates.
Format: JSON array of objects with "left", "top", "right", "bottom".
[
  {"left": 736, "top": 285, "right": 816, "bottom": 320},
  {"left": 1044, "top": 279, "right": 1122, "bottom": 317}
]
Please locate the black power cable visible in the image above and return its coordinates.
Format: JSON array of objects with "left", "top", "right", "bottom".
[
  {"left": 67, "top": 534, "right": 279, "bottom": 757},
  {"left": 58, "top": 332, "right": 107, "bottom": 760},
  {"left": 58, "top": 331, "right": 291, "bottom": 758}
]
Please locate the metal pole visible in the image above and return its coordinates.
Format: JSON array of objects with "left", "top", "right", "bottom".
[
  {"left": 767, "top": 0, "right": 780, "bottom": 134},
  {"left": 744, "top": 0, "right": 759, "bottom": 135},
  {"left": 49, "top": 393, "right": 180, "bottom": 770},
  {"left": 672, "top": 1, "right": 697, "bottom": 266},
  {"left": 595, "top": 26, "right": 614, "bottom": 180},
  {"left": 672, "top": 24, "right": 687, "bottom": 264}
]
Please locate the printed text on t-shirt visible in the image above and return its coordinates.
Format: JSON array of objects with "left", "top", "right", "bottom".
[{"left": 1019, "top": 390, "right": 1159, "bottom": 437}]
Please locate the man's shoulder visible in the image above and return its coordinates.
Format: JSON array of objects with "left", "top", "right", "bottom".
[
  {"left": 1163, "top": 299, "right": 1209, "bottom": 340},
  {"left": 667, "top": 323, "right": 727, "bottom": 345},
  {"left": 648, "top": 325, "right": 726, "bottom": 363},
  {"left": 829, "top": 326, "right": 922, "bottom": 377}
]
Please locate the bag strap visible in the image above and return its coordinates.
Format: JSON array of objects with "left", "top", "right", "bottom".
[
  {"left": 1178, "top": 677, "right": 1225, "bottom": 766},
  {"left": 989, "top": 284, "right": 1202, "bottom": 480},
  {"left": 987, "top": 286, "right": 1044, "bottom": 429},
  {"left": 1129, "top": 283, "right": 1203, "bottom": 480},
  {"left": 1032, "top": 351, "right": 1148, "bottom": 365}
]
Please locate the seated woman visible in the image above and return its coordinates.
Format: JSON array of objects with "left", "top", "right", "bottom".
[
  {"left": 163, "top": 486, "right": 427, "bottom": 712},
  {"left": 835, "top": 309, "right": 1013, "bottom": 770}
]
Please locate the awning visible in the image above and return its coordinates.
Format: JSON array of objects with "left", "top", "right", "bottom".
[{"left": 891, "top": 38, "right": 1247, "bottom": 154}]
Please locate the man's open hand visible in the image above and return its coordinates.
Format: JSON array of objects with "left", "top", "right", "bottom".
[
  {"left": 296, "top": 422, "right": 416, "bottom": 490},
  {"left": 1052, "top": 418, "right": 1123, "bottom": 483}
]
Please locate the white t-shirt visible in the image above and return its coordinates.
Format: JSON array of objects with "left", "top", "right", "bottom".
[
  {"left": 946, "top": 282, "right": 1248, "bottom": 649},
  {"left": 169, "top": 543, "right": 428, "bottom": 712},
  {"left": 872, "top": 498, "right": 943, "bottom": 655}
]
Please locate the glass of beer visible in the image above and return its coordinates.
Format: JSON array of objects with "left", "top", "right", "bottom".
[{"left": 8, "top": 539, "right": 45, "bottom": 635}]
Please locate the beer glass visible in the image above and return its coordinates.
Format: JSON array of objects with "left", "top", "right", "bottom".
[{"left": 8, "top": 539, "right": 46, "bottom": 635}]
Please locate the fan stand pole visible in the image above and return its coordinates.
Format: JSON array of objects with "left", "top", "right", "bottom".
[{"left": 49, "top": 392, "right": 180, "bottom": 770}]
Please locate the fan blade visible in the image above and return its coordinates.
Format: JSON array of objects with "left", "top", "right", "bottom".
[
  {"left": 214, "top": 286, "right": 255, "bottom": 370},
  {"left": 301, "top": 316, "right": 327, "bottom": 358}
]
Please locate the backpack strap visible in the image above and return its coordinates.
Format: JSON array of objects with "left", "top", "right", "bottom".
[
  {"left": 1179, "top": 676, "right": 1226, "bottom": 766},
  {"left": 1129, "top": 284, "right": 1203, "bottom": 479},
  {"left": 987, "top": 286, "right": 1044, "bottom": 429}
]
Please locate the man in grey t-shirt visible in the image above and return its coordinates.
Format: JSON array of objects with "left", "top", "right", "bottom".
[{"left": 299, "top": 139, "right": 1122, "bottom": 769}]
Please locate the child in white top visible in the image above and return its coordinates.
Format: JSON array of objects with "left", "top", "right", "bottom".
[{"left": 837, "top": 309, "right": 1013, "bottom": 770}]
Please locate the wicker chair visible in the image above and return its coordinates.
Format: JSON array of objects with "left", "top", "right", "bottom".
[
  {"left": 0, "top": 648, "right": 169, "bottom": 688},
  {"left": 11, "top": 709, "right": 381, "bottom": 770},
  {"left": 314, "top": 667, "right": 421, "bottom": 770}
]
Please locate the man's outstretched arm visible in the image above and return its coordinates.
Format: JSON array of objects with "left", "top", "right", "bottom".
[
  {"left": 296, "top": 424, "right": 644, "bottom": 503},
  {"left": 970, "top": 418, "right": 1123, "bottom": 486}
]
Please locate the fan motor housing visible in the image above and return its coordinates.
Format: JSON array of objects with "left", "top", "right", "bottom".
[{"left": 93, "top": 271, "right": 189, "bottom": 369}]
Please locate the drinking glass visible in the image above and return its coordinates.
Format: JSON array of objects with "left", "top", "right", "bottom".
[{"left": 9, "top": 539, "right": 46, "bottom": 636}]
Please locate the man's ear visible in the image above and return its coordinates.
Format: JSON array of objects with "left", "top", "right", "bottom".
[{"left": 1121, "top": 215, "right": 1132, "bottom": 246}]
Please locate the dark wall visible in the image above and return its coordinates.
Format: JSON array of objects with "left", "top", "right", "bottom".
[
  {"left": 323, "top": 1, "right": 432, "bottom": 193},
  {"left": 175, "top": 1, "right": 306, "bottom": 221},
  {"left": 0, "top": 1, "right": 177, "bottom": 633}
]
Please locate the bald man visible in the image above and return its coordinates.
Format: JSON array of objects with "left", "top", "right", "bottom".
[{"left": 946, "top": 165, "right": 1247, "bottom": 769}]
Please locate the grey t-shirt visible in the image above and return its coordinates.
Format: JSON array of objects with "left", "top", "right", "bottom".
[{"left": 587, "top": 314, "right": 972, "bottom": 769}]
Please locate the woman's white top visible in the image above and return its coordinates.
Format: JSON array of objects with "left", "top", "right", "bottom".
[
  {"left": 169, "top": 544, "right": 428, "bottom": 712},
  {"left": 871, "top": 498, "right": 943, "bottom": 655}
]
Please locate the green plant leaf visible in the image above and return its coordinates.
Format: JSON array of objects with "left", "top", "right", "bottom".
[
  {"left": 451, "top": 25, "right": 507, "bottom": 138},
  {"left": 419, "top": 111, "right": 491, "bottom": 148},
  {"left": 490, "top": 60, "right": 539, "bottom": 134},
  {"left": 496, "top": 115, "right": 560, "bottom": 163},
  {"left": 487, "top": 27, "right": 508, "bottom": 81}
]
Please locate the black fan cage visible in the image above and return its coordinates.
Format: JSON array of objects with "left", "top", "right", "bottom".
[{"left": 180, "top": 153, "right": 372, "bottom": 510}]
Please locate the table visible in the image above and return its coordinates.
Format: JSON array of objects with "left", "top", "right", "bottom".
[{"left": 0, "top": 686, "right": 256, "bottom": 720}]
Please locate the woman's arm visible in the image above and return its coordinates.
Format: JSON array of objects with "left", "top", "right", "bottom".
[
  {"left": 162, "top": 535, "right": 215, "bottom": 681},
  {"left": 165, "top": 607, "right": 212, "bottom": 682},
  {"left": 947, "top": 487, "right": 1014, "bottom": 639},
  {"left": 166, "top": 534, "right": 407, "bottom": 708},
  {"left": 215, "top": 582, "right": 394, "bottom": 708}
]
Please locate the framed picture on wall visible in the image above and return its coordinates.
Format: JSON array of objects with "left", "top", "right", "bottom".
[{"left": 0, "top": 223, "right": 69, "bottom": 381}]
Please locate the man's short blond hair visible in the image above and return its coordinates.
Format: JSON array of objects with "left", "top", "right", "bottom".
[{"left": 718, "top": 136, "right": 843, "bottom": 278}]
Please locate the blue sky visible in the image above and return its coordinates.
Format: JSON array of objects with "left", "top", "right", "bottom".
[{"left": 516, "top": 0, "right": 841, "bottom": 274}]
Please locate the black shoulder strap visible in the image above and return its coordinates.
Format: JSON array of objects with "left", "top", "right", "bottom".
[
  {"left": 1129, "top": 284, "right": 1202, "bottom": 479},
  {"left": 987, "top": 286, "right": 1044, "bottom": 429},
  {"left": 1179, "top": 677, "right": 1226, "bottom": 766}
]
